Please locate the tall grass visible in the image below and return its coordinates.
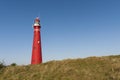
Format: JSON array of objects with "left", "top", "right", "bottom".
[{"left": 0, "top": 55, "right": 120, "bottom": 80}]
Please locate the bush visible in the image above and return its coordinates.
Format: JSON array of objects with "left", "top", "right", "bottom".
[
  {"left": 10, "top": 63, "right": 17, "bottom": 66},
  {"left": 0, "top": 61, "right": 5, "bottom": 69}
]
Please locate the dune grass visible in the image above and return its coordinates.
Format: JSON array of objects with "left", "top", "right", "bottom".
[{"left": 0, "top": 55, "right": 120, "bottom": 80}]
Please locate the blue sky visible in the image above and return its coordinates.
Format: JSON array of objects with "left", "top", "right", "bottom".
[{"left": 0, "top": 0, "right": 120, "bottom": 65}]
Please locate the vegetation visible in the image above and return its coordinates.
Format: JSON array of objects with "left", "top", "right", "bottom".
[
  {"left": 0, "top": 55, "right": 120, "bottom": 80},
  {"left": 10, "top": 63, "right": 17, "bottom": 66},
  {"left": 0, "top": 61, "right": 5, "bottom": 69}
]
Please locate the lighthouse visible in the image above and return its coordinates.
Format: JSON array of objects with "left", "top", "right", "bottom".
[{"left": 31, "top": 17, "right": 42, "bottom": 64}]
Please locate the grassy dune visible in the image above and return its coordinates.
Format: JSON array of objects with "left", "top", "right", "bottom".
[{"left": 0, "top": 55, "right": 120, "bottom": 80}]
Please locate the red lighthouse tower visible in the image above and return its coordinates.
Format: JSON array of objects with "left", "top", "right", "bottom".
[{"left": 31, "top": 17, "right": 42, "bottom": 64}]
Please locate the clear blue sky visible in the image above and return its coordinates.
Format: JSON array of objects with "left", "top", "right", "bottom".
[{"left": 0, "top": 0, "right": 120, "bottom": 65}]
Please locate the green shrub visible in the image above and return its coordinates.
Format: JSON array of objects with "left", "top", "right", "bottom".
[
  {"left": 10, "top": 63, "right": 17, "bottom": 66},
  {"left": 0, "top": 61, "right": 5, "bottom": 69}
]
